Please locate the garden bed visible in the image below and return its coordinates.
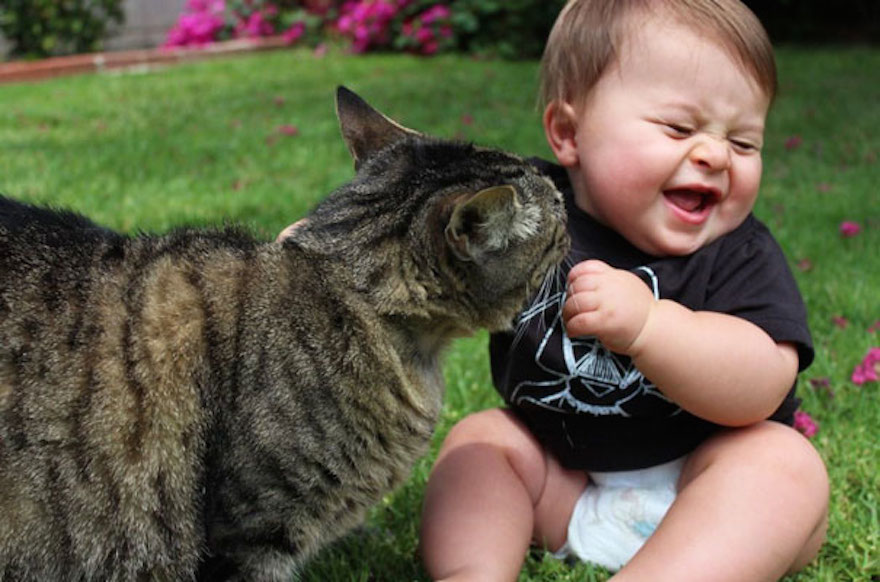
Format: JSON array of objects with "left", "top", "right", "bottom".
[{"left": 0, "top": 35, "right": 287, "bottom": 84}]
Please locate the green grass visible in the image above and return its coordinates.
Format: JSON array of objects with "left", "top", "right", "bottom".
[{"left": 0, "top": 46, "right": 877, "bottom": 581}]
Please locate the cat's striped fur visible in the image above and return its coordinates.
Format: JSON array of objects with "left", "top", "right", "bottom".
[{"left": 0, "top": 87, "right": 568, "bottom": 581}]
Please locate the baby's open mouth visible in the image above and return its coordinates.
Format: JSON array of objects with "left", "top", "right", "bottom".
[
  {"left": 662, "top": 186, "right": 722, "bottom": 225},
  {"left": 664, "top": 188, "right": 719, "bottom": 213}
]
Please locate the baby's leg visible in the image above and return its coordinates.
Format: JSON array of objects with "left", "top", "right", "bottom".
[
  {"left": 420, "top": 409, "right": 587, "bottom": 581},
  {"left": 613, "top": 421, "right": 828, "bottom": 582}
]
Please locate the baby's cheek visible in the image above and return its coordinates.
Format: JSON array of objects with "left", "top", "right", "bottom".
[{"left": 733, "top": 157, "right": 763, "bottom": 203}]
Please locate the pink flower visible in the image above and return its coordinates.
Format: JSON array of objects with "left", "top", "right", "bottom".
[
  {"left": 868, "top": 320, "right": 880, "bottom": 334},
  {"left": 277, "top": 124, "right": 299, "bottom": 136},
  {"left": 282, "top": 21, "right": 306, "bottom": 45},
  {"left": 421, "top": 40, "right": 439, "bottom": 54},
  {"left": 238, "top": 10, "right": 276, "bottom": 38},
  {"left": 832, "top": 315, "right": 849, "bottom": 329},
  {"left": 796, "top": 258, "right": 814, "bottom": 272},
  {"left": 337, "top": 0, "right": 401, "bottom": 52},
  {"left": 793, "top": 411, "right": 818, "bottom": 438},
  {"left": 784, "top": 135, "right": 803, "bottom": 150},
  {"left": 808, "top": 377, "right": 834, "bottom": 398},
  {"left": 163, "top": 0, "right": 226, "bottom": 48},
  {"left": 839, "top": 221, "right": 861, "bottom": 237},
  {"left": 186, "top": 0, "right": 224, "bottom": 12},
  {"left": 399, "top": 3, "right": 453, "bottom": 55},
  {"left": 421, "top": 4, "right": 451, "bottom": 24},
  {"left": 852, "top": 347, "right": 880, "bottom": 385}
]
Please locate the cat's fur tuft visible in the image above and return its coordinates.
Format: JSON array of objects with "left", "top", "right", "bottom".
[{"left": 0, "top": 87, "right": 568, "bottom": 581}]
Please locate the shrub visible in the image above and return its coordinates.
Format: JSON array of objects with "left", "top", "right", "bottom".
[
  {"left": 451, "top": 0, "right": 565, "bottom": 59},
  {"left": 0, "top": 0, "right": 124, "bottom": 59},
  {"left": 164, "top": 0, "right": 332, "bottom": 49},
  {"left": 164, "top": 0, "right": 564, "bottom": 59}
]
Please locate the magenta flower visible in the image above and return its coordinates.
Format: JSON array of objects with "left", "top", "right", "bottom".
[
  {"left": 796, "top": 258, "right": 814, "bottom": 272},
  {"left": 784, "top": 135, "right": 803, "bottom": 150},
  {"left": 163, "top": 0, "right": 226, "bottom": 48},
  {"left": 282, "top": 21, "right": 306, "bottom": 45},
  {"left": 421, "top": 4, "right": 451, "bottom": 23},
  {"left": 237, "top": 9, "right": 276, "bottom": 39},
  {"left": 793, "top": 411, "right": 819, "bottom": 438},
  {"left": 186, "top": 0, "right": 224, "bottom": 12},
  {"left": 808, "top": 377, "right": 834, "bottom": 398},
  {"left": 809, "top": 377, "right": 830, "bottom": 389},
  {"left": 868, "top": 320, "right": 880, "bottom": 334},
  {"left": 832, "top": 315, "right": 849, "bottom": 329},
  {"left": 400, "top": 3, "right": 454, "bottom": 55},
  {"left": 839, "top": 221, "right": 861, "bottom": 237},
  {"left": 337, "top": 0, "right": 403, "bottom": 52},
  {"left": 852, "top": 347, "right": 880, "bottom": 385},
  {"left": 277, "top": 124, "right": 299, "bottom": 137}
]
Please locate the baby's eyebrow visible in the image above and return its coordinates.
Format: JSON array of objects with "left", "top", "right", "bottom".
[
  {"left": 733, "top": 121, "right": 766, "bottom": 134},
  {"left": 655, "top": 101, "right": 700, "bottom": 115}
]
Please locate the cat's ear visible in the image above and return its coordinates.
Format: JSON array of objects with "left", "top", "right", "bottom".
[
  {"left": 336, "top": 86, "right": 421, "bottom": 171},
  {"left": 445, "top": 185, "right": 537, "bottom": 262}
]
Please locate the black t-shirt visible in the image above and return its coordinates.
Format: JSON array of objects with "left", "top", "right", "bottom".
[{"left": 489, "top": 160, "right": 814, "bottom": 471}]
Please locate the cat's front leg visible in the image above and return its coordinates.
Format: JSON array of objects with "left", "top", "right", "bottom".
[{"left": 196, "top": 550, "right": 300, "bottom": 582}]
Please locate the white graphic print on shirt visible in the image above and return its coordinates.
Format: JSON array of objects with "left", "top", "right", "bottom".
[{"left": 509, "top": 266, "right": 681, "bottom": 418}]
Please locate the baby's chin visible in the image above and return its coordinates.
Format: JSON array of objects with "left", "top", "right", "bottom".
[{"left": 630, "top": 230, "right": 720, "bottom": 258}]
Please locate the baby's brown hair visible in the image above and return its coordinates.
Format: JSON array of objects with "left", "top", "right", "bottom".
[{"left": 539, "top": 0, "right": 777, "bottom": 111}]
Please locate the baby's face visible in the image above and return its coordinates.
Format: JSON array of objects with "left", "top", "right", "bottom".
[{"left": 563, "top": 17, "right": 771, "bottom": 256}]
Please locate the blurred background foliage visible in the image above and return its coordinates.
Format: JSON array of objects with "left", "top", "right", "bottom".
[{"left": 0, "top": 0, "right": 876, "bottom": 61}]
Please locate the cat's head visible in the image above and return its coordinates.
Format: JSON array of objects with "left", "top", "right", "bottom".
[{"left": 296, "top": 87, "right": 569, "bottom": 333}]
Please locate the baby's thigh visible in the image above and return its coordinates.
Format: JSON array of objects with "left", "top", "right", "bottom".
[
  {"left": 679, "top": 421, "right": 827, "bottom": 490},
  {"left": 438, "top": 409, "right": 587, "bottom": 546},
  {"left": 437, "top": 409, "right": 548, "bottom": 487},
  {"left": 678, "top": 421, "right": 828, "bottom": 571}
]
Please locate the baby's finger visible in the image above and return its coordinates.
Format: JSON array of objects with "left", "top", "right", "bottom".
[
  {"left": 567, "top": 259, "right": 610, "bottom": 284},
  {"left": 562, "top": 290, "right": 597, "bottom": 325},
  {"left": 563, "top": 309, "right": 601, "bottom": 339}
]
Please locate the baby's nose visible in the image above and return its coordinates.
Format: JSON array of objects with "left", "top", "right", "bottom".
[{"left": 689, "top": 136, "right": 731, "bottom": 172}]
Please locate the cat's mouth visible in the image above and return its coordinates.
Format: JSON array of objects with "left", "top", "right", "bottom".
[{"left": 662, "top": 186, "right": 721, "bottom": 223}]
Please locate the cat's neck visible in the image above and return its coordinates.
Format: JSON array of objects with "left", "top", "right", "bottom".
[
  {"left": 285, "top": 232, "right": 472, "bottom": 343},
  {"left": 278, "top": 236, "right": 467, "bottom": 410}
]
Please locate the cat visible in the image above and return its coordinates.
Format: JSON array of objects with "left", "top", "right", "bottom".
[{"left": 0, "top": 86, "right": 569, "bottom": 581}]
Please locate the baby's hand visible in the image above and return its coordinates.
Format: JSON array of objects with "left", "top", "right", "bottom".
[{"left": 562, "top": 260, "right": 656, "bottom": 355}]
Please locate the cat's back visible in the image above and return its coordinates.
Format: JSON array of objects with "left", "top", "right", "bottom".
[
  {"left": 0, "top": 198, "right": 264, "bottom": 580},
  {"left": 0, "top": 196, "right": 118, "bottom": 235}
]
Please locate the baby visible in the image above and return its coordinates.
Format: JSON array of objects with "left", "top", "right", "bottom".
[{"left": 419, "top": 1, "right": 829, "bottom": 580}]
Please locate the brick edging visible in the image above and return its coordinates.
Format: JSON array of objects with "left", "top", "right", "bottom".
[{"left": 0, "top": 36, "right": 289, "bottom": 85}]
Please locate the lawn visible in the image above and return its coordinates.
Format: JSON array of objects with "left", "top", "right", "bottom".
[{"left": 0, "top": 46, "right": 877, "bottom": 581}]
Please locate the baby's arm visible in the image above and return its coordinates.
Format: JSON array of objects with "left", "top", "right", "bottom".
[{"left": 563, "top": 260, "right": 798, "bottom": 426}]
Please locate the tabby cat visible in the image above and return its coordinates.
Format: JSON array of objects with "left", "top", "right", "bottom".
[{"left": 0, "top": 87, "right": 568, "bottom": 581}]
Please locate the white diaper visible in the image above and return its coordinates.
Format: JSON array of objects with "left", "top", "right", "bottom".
[{"left": 554, "top": 456, "right": 686, "bottom": 572}]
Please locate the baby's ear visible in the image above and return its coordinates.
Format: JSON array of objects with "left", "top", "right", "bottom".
[
  {"left": 543, "top": 100, "right": 580, "bottom": 168},
  {"left": 335, "top": 86, "right": 421, "bottom": 171},
  {"left": 445, "top": 185, "right": 538, "bottom": 262}
]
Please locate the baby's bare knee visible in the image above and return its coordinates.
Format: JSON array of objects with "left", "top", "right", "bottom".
[
  {"left": 688, "top": 422, "right": 828, "bottom": 516},
  {"left": 755, "top": 423, "right": 828, "bottom": 498},
  {"left": 438, "top": 409, "right": 548, "bottom": 497}
]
